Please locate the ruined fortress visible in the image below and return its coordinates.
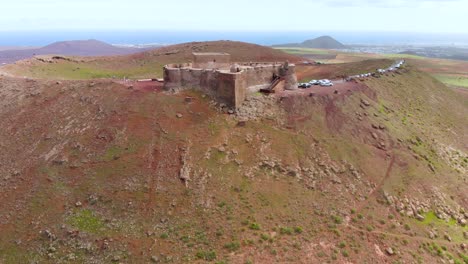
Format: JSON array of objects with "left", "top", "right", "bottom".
[{"left": 163, "top": 53, "right": 298, "bottom": 108}]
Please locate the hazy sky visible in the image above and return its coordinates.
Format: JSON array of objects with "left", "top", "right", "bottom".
[{"left": 1, "top": 0, "right": 467, "bottom": 33}]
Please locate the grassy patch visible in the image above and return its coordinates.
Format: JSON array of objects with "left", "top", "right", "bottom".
[
  {"left": 68, "top": 209, "right": 106, "bottom": 235},
  {"left": 434, "top": 75, "right": 468, "bottom": 88},
  {"left": 0, "top": 245, "right": 38, "bottom": 264},
  {"left": 275, "top": 47, "right": 331, "bottom": 55},
  {"left": 420, "top": 211, "right": 458, "bottom": 227}
]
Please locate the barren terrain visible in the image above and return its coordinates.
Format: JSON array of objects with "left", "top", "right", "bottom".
[
  {"left": 0, "top": 42, "right": 467, "bottom": 264},
  {"left": 0, "top": 41, "right": 304, "bottom": 80}
]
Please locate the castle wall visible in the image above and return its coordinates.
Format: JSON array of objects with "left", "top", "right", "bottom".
[
  {"left": 164, "top": 64, "right": 239, "bottom": 107},
  {"left": 163, "top": 62, "right": 297, "bottom": 109},
  {"left": 192, "top": 53, "right": 231, "bottom": 69},
  {"left": 238, "top": 63, "right": 297, "bottom": 91}
]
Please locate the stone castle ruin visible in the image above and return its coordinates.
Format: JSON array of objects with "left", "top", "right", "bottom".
[{"left": 163, "top": 53, "right": 298, "bottom": 108}]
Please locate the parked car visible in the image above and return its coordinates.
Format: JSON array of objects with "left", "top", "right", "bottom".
[
  {"left": 309, "top": 80, "right": 320, "bottom": 85},
  {"left": 318, "top": 79, "right": 333, "bottom": 86},
  {"left": 298, "top": 83, "right": 311, "bottom": 88},
  {"left": 321, "top": 82, "right": 333, "bottom": 87}
]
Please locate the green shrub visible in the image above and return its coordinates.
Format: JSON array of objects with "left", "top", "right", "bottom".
[
  {"left": 294, "top": 226, "right": 303, "bottom": 234},
  {"left": 332, "top": 215, "right": 343, "bottom": 224},
  {"left": 280, "top": 227, "right": 293, "bottom": 235},
  {"left": 196, "top": 250, "right": 216, "bottom": 261},
  {"left": 342, "top": 250, "right": 349, "bottom": 257},
  {"left": 260, "top": 234, "right": 270, "bottom": 241},
  {"left": 224, "top": 241, "right": 240, "bottom": 252},
  {"left": 249, "top": 223, "right": 261, "bottom": 230}
]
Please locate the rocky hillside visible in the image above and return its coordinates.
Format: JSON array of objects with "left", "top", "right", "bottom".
[
  {"left": 0, "top": 41, "right": 305, "bottom": 80},
  {"left": 0, "top": 62, "right": 466, "bottom": 263}
]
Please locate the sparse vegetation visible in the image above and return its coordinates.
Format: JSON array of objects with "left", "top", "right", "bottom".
[
  {"left": 196, "top": 250, "right": 217, "bottom": 261},
  {"left": 224, "top": 241, "right": 241, "bottom": 252},
  {"left": 1, "top": 40, "right": 466, "bottom": 264},
  {"left": 280, "top": 227, "right": 294, "bottom": 235},
  {"left": 332, "top": 215, "right": 343, "bottom": 224},
  {"left": 249, "top": 222, "right": 261, "bottom": 230},
  {"left": 68, "top": 209, "right": 105, "bottom": 235}
]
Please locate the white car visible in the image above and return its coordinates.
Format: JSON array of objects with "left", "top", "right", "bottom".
[
  {"left": 309, "top": 80, "right": 320, "bottom": 85},
  {"left": 319, "top": 79, "right": 333, "bottom": 86}
]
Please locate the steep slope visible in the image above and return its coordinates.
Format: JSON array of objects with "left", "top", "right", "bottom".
[
  {"left": 273, "top": 36, "right": 346, "bottom": 49},
  {"left": 0, "top": 63, "right": 466, "bottom": 263},
  {"left": 0, "top": 41, "right": 305, "bottom": 80},
  {"left": 0, "top": 39, "right": 145, "bottom": 64}
]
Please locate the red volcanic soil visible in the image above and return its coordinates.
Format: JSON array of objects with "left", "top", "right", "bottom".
[
  {"left": 128, "top": 40, "right": 306, "bottom": 64},
  {"left": 115, "top": 80, "right": 164, "bottom": 92}
]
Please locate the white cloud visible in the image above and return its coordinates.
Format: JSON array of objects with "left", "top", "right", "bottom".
[{"left": 0, "top": 0, "right": 466, "bottom": 33}]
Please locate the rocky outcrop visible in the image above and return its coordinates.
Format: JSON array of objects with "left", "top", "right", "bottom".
[
  {"left": 384, "top": 190, "right": 467, "bottom": 226},
  {"left": 179, "top": 143, "right": 192, "bottom": 187},
  {"left": 435, "top": 143, "right": 467, "bottom": 175},
  {"left": 235, "top": 94, "right": 284, "bottom": 123}
]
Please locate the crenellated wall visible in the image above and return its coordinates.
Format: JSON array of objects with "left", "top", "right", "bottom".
[{"left": 163, "top": 60, "right": 297, "bottom": 109}]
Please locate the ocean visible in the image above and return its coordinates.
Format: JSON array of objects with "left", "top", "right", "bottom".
[{"left": 1, "top": 30, "right": 468, "bottom": 47}]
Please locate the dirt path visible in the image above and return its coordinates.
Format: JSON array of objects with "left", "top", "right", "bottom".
[
  {"left": 356, "top": 148, "right": 396, "bottom": 213},
  {"left": 145, "top": 134, "right": 159, "bottom": 213}
]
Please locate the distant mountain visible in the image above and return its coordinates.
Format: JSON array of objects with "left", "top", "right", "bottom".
[
  {"left": 273, "top": 36, "right": 346, "bottom": 49},
  {"left": 0, "top": 39, "right": 149, "bottom": 64},
  {"left": 2, "top": 40, "right": 305, "bottom": 79}
]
